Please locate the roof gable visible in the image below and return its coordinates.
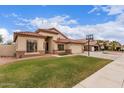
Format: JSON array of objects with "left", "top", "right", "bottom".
[
  {"left": 36, "top": 28, "right": 68, "bottom": 39},
  {"left": 49, "top": 28, "right": 68, "bottom": 39}
]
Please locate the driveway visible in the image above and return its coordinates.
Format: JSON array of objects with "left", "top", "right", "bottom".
[
  {"left": 74, "top": 53, "right": 124, "bottom": 88},
  {"left": 82, "top": 51, "right": 121, "bottom": 60},
  {"left": 54, "top": 51, "right": 121, "bottom": 60}
]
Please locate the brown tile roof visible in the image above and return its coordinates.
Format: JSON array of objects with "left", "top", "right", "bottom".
[
  {"left": 54, "top": 39, "right": 86, "bottom": 44},
  {"left": 14, "top": 32, "right": 46, "bottom": 42}
]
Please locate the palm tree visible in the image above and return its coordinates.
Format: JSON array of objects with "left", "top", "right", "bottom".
[
  {"left": 103, "top": 41, "right": 108, "bottom": 50},
  {"left": 109, "top": 41, "right": 121, "bottom": 51}
]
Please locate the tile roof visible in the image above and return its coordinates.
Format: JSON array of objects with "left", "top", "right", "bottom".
[
  {"left": 14, "top": 32, "right": 46, "bottom": 42},
  {"left": 84, "top": 40, "right": 99, "bottom": 46},
  {"left": 36, "top": 28, "right": 59, "bottom": 34},
  {"left": 54, "top": 39, "right": 86, "bottom": 44}
]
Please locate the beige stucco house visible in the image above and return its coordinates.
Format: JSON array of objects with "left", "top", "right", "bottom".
[{"left": 14, "top": 28, "right": 86, "bottom": 58}]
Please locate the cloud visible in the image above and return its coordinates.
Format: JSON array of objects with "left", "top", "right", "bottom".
[
  {"left": 88, "top": 6, "right": 101, "bottom": 14},
  {"left": 102, "top": 5, "right": 124, "bottom": 15},
  {"left": 15, "top": 23, "right": 26, "bottom": 26},
  {"left": 11, "top": 13, "right": 18, "bottom": 17},
  {"left": 96, "top": 13, "right": 101, "bottom": 16},
  {"left": 88, "top": 5, "right": 124, "bottom": 15},
  {"left": 30, "top": 15, "right": 78, "bottom": 29},
  {"left": 14, "top": 29, "right": 21, "bottom": 32},
  {"left": 66, "top": 19, "right": 78, "bottom": 24},
  {"left": 1, "top": 13, "right": 18, "bottom": 18},
  {"left": 0, "top": 28, "right": 12, "bottom": 43},
  {"left": 31, "top": 17, "right": 53, "bottom": 28}
]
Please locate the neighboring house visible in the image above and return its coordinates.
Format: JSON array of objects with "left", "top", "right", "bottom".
[
  {"left": 14, "top": 28, "right": 86, "bottom": 58},
  {"left": 102, "top": 41, "right": 121, "bottom": 51},
  {"left": 84, "top": 40, "right": 100, "bottom": 51},
  {"left": 96, "top": 40, "right": 122, "bottom": 51},
  {"left": 115, "top": 44, "right": 121, "bottom": 51}
]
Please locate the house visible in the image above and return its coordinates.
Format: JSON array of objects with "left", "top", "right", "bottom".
[
  {"left": 77, "top": 39, "right": 100, "bottom": 51},
  {"left": 84, "top": 40, "right": 100, "bottom": 51},
  {"left": 96, "top": 40, "right": 122, "bottom": 51},
  {"left": 100, "top": 40, "right": 122, "bottom": 51},
  {"left": 14, "top": 28, "right": 86, "bottom": 58}
]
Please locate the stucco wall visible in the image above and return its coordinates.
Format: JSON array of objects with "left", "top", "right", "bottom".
[
  {"left": 57, "top": 34, "right": 67, "bottom": 39},
  {"left": 0, "top": 44, "right": 16, "bottom": 56},
  {"left": 39, "top": 32, "right": 58, "bottom": 40},
  {"left": 38, "top": 31, "right": 66, "bottom": 51},
  {"left": 16, "top": 36, "right": 45, "bottom": 51},
  {"left": 68, "top": 44, "right": 83, "bottom": 54},
  {"left": 84, "top": 46, "right": 95, "bottom": 51}
]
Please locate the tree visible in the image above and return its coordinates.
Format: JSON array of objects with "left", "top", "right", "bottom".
[
  {"left": 103, "top": 41, "right": 109, "bottom": 50},
  {"left": 109, "top": 41, "right": 121, "bottom": 51},
  {"left": 97, "top": 40, "right": 104, "bottom": 50},
  {"left": 97, "top": 40, "right": 108, "bottom": 50},
  {"left": 0, "top": 35, "right": 3, "bottom": 43}
]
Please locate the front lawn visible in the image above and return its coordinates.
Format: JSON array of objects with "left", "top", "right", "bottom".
[{"left": 0, "top": 56, "right": 112, "bottom": 88}]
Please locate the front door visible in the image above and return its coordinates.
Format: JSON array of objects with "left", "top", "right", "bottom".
[{"left": 45, "top": 42, "right": 49, "bottom": 53}]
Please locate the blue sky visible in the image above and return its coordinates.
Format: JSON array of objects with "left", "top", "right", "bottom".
[
  {"left": 0, "top": 5, "right": 115, "bottom": 30},
  {"left": 0, "top": 5, "right": 124, "bottom": 44}
]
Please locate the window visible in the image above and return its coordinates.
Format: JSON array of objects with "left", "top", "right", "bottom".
[
  {"left": 27, "top": 40, "right": 37, "bottom": 52},
  {"left": 58, "top": 44, "right": 64, "bottom": 51}
]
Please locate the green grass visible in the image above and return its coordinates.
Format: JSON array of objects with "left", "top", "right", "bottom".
[{"left": 0, "top": 56, "right": 112, "bottom": 88}]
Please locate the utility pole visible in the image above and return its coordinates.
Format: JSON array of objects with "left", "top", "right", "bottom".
[{"left": 86, "top": 34, "right": 94, "bottom": 56}]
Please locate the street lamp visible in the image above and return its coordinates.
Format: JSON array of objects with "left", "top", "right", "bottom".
[{"left": 86, "top": 34, "right": 94, "bottom": 56}]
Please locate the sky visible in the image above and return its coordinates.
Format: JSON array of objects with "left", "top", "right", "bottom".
[{"left": 0, "top": 5, "right": 124, "bottom": 44}]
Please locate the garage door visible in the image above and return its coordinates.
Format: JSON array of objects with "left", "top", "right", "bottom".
[{"left": 70, "top": 44, "right": 82, "bottom": 54}]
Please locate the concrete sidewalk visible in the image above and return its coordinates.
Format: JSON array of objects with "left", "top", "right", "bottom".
[{"left": 73, "top": 54, "right": 124, "bottom": 88}]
